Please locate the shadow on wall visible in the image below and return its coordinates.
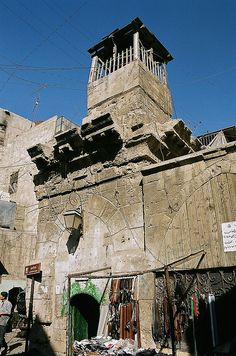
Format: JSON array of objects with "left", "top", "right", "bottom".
[
  {"left": 66, "top": 229, "right": 81, "bottom": 254},
  {"left": 26, "top": 315, "right": 56, "bottom": 356}
]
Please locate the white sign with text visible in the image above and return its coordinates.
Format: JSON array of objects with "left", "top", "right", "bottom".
[{"left": 221, "top": 221, "right": 236, "bottom": 252}]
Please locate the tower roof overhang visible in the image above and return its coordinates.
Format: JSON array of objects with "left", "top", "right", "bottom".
[{"left": 88, "top": 17, "right": 173, "bottom": 63}]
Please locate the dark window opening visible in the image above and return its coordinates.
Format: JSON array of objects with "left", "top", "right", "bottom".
[{"left": 9, "top": 171, "right": 19, "bottom": 194}]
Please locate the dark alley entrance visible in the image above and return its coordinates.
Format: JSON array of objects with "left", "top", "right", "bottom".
[{"left": 70, "top": 293, "right": 100, "bottom": 342}]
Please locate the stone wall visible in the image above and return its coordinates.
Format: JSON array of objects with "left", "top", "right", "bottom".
[
  {"left": 87, "top": 60, "right": 172, "bottom": 140},
  {"left": 27, "top": 137, "right": 236, "bottom": 355},
  {"left": 142, "top": 146, "right": 236, "bottom": 270},
  {"left": 30, "top": 164, "right": 155, "bottom": 354},
  {"left": 0, "top": 114, "right": 58, "bottom": 289},
  {"left": 1, "top": 38, "right": 235, "bottom": 356}
]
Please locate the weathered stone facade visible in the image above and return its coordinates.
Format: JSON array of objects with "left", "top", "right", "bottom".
[
  {"left": 0, "top": 18, "right": 236, "bottom": 356},
  {"left": 142, "top": 146, "right": 236, "bottom": 268},
  {"left": 0, "top": 110, "right": 57, "bottom": 290}
]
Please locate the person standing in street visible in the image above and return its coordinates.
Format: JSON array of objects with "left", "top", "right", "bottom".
[{"left": 0, "top": 292, "right": 12, "bottom": 355}]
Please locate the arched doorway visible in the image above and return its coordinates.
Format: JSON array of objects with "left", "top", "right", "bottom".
[
  {"left": 8, "top": 287, "right": 22, "bottom": 310},
  {"left": 70, "top": 293, "right": 100, "bottom": 341},
  {"left": 8, "top": 287, "right": 25, "bottom": 331}
]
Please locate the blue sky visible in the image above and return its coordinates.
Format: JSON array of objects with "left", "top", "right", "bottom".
[{"left": 0, "top": 0, "right": 235, "bottom": 136}]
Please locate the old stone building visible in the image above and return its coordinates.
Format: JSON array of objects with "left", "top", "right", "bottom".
[{"left": 0, "top": 18, "right": 236, "bottom": 356}]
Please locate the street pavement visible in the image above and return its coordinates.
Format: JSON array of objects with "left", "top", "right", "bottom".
[{"left": 4, "top": 329, "right": 26, "bottom": 355}]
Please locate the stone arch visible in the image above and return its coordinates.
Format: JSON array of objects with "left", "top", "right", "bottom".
[
  {"left": 70, "top": 279, "right": 103, "bottom": 303},
  {"left": 86, "top": 193, "right": 121, "bottom": 235},
  {"left": 157, "top": 164, "right": 233, "bottom": 267},
  {"left": 86, "top": 193, "right": 144, "bottom": 246}
]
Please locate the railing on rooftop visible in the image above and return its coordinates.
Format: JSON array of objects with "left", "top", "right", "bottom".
[
  {"left": 55, "top": 116, "right": 77, "bottom": 135},
  {"left": 198, "top": 133, "right": 218, "bottom": 147},
  {"left": 139, "top": 41, "right": 167, "bottom": 84},
  {"left": 89, "top": 38, "right": 167, "bottom": 85}
]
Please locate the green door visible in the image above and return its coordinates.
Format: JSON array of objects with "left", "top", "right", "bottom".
[{"left": 70, "top": 293, "right": 100, "bottom": 342}]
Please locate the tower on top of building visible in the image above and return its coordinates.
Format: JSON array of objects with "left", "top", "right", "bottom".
[
  {"left": 86, "top": 18, "right": 173, "bottom": 132},
  {"left": 80, "top": 18, "right": 200, "bottom": 163},
  {"left": 88, "top": 17, "right": 173, "bottom": 84},
  {"left": 28, "top": 18, "right": 201, "bottom": 178}
]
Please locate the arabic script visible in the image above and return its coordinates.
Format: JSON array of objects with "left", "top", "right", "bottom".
[{"left": 221, "top": 222, "right": 236, "bottom": 252}]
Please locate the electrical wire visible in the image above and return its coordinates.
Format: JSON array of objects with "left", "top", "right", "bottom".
[
  {"left": 0, "top": 63, "right": 90, "bottom": 71},
  {"left": 19, "top": 0, "right": 88, "bottom": 60},
  {"left": 0, "top": 162, "right": 34, "bottom": 169},
  {"left": 0, "top": 0, "right": 86, "bottom": 65},
  {"left": 0, "top": 54, "right": 89, "bottom": 93},
  {"left": 41, "top": 0, "right": 94, "bottom": 42},
  {"left": 0, "top": 0, "right": 90, "bottom": 95},
  {"left": 0, "top": 67, "right": 87, "bottom": 90}
]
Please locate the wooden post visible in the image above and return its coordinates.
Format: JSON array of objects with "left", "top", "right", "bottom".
[
  {"left": 192, "top": 309, "right": 198, "bottom": 356},
  {"left": 25, "top": 276, "right": 35, "bottom": 353},
  {"left": 136, "top": 301, "right": 141, "bottom": 348},
  {"left": 113, "top": 43, "right": 117, "bottom": 72},
  {"left": 66, "top": 277, "right": 71, "bottom": 356},
  {"left": 208, "top": 294, "right": 218, "bottom": 351},
  {"left": 133, "top": 32, "right": 140, "bottom": 60},
  {"left": 164, "top": 266, "right": 176, "bottom": 356},
  {"left": 88, "top": 56, "right": 98, "bottom": 83},
  {"left": 163, "top": 63, "right": 167, "bottom": 85},
  {"left": 120, "top": 305, "right": 124, "bottom": 339}
]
